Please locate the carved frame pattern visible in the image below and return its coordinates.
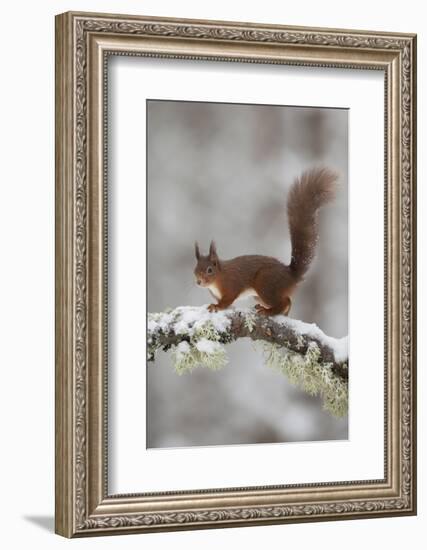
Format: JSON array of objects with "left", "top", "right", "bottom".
[{"left": 55, "top": 11, "right": 416, "bottom": 537}]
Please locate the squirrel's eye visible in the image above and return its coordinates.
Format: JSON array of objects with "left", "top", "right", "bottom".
[{"left": 206, "top": 267, "right": 213, "bottom": 275}]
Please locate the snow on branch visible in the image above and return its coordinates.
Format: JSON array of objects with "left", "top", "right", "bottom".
[{"left": 148, "top": 306, "right": 348, "bottom": 417}]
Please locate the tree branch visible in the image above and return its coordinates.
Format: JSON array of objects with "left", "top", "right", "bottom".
[
  {"left": 148, "top": 306, "right": 348, "bottom": 380},
  {"left": 148, "top": 306, "right": 348, "bottom": 417}
]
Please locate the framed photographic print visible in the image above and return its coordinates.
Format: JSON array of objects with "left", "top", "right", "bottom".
[{"left": 55, "top": 11, "right": 417, "bottom": 537}]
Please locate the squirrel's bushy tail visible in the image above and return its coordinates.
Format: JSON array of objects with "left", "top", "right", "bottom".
[{"left": 287, "top": 167, "right": 338, "bottom": 279}]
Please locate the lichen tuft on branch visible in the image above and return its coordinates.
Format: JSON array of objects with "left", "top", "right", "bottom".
[{"left": 147, "top": 306, "right": 348, "bottom": 417}]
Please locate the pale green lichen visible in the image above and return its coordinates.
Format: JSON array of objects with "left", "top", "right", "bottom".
[
  {"left": 295, "top": 331, "right": 305, "bottom": 350},
  {"left": 149, "top": 311, "right": 230, "bottom": 374},
  {"left": 262, "top": 341, "right": 348, "bottom": 417},
  {"left": 172, "top": 341, "right": 228, "bottom": 375},
  {"left": 243, "top": 311, "right": 257, "bottom": 333},
  {"left": 193, "top": 320, "right": 222, "bottom": 342}
]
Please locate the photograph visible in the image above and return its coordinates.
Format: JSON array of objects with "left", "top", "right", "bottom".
[{"left": 146, "top": 99, "right": 349, "bottom": 448}]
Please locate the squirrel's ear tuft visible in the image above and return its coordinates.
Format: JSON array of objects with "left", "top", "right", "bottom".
[
  {"left": 195, "top": 241, "right": 201, "bottom": 260},
  {"left": 209, "top": 240, "right": 218, "bottom": 261}
]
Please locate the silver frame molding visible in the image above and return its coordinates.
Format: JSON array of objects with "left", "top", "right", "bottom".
[{"left": 55, "top": 11, "right": 417, "bottom": 538}]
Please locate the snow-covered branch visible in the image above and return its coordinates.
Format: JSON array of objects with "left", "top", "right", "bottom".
[{"left": 148, "top": 306, "right": 348, "bottom": 416}]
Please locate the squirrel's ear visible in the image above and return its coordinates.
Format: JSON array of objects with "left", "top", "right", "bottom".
[
  {"left": 195, "top": 241, "right": 201, "bottom": 260},
  {"left": 209, "top": 240, "right": 218, "bottom": 261}
]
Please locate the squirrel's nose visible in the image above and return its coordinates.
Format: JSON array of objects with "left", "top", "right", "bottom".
[{"left": 197, "top": 279, "right": 201, "bottom": 285}]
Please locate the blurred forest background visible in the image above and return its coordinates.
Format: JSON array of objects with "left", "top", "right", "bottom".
[{"left": 147, "top": 100, "right": 348, "bottom": 448}]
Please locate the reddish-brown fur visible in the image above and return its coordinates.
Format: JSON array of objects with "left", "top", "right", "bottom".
[{"left": 194, "top": 168, "right": 338, "bottom": 316}]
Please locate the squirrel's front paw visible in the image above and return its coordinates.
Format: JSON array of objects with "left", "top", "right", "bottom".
[{"left": 208, "top": 303, "right": 219, "bottom": 313}]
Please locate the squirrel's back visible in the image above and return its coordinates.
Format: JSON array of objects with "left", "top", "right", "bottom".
[{"left": 287, "top": 168, "right": 338, "bottom": 279}]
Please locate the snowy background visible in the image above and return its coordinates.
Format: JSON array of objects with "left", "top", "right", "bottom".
[{"left": 147, "top": 99, "right": 348, "bottom": 448}]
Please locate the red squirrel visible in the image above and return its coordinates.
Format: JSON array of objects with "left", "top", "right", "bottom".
[{"left": 194, "top": 168, "right": 338, "bottom": 316}]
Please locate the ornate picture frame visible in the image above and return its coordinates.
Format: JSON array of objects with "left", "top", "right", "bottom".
[{"left": 55, "top": 11, "right": 417, "bottom": 537}]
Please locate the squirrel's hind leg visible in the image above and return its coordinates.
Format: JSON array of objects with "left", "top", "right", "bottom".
[
  {"left": 253, "top": 267, "right": 294, "bottom": 316},
  {"left": 283, "top": 297, "right": 292, "bottom": 315},
  {"left": 256, "top": 296, "right": 292, "bottom": 316}
]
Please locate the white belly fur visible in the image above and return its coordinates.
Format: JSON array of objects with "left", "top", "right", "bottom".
[
  {"left": 236, "top": 288, "right": 259, "bottom": 301},
  {"left": 207, "top": 283, "right": 222, "bottom": 300},
  {"left": 207, "top": 284, "right": 263, "bottom": 304}
]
